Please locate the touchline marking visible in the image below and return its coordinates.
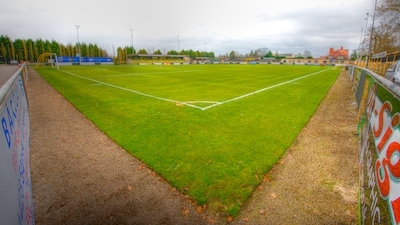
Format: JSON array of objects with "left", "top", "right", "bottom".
[
  {"left": 201, "top": 68, "right": 331, "bottom": 110},
  {"left": 59, "top": 69, "right": 204, "bottom": 110},
  {"left": 101, "top": 70, "right": 203, "bottom": 78}
]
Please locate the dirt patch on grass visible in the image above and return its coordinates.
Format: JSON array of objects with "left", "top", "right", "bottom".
[{"left": 29, "top": 67, "right": 358, "bottom": 224}]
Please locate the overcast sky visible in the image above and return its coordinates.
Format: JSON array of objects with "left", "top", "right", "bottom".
[{"left": 1, "top": 0, "right": 374, "bottom": 57}]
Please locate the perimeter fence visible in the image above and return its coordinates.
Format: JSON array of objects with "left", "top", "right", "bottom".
[
  {"left": 348, "top": 65, "right": 400, "bottom": 224},
  {"left": 0, "top": 63, "right": 34, "bottom": 225}
]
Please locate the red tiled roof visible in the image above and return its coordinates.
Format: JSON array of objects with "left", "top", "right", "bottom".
[{"left": 328, "top": 46, "right": 348, "bottom": 59}]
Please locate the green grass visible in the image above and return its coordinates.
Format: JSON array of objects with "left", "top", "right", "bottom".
[{"left": 37, "top": 64, "right": 340, "bottom": 216}]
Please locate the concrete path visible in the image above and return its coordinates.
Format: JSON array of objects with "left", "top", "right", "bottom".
[{"left": 0, "top": 65, "right": 19, "bottom": 86}]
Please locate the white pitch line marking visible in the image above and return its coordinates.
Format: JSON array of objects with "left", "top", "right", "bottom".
[
  {"left": 201, "top": 68, "right": 331, "bottom": 110},
  {"left": 184, "top": 101, "right": 220, "bottom": 104},
  {"left": 59, "top": 69, "right": 203, "bottom": 110}
]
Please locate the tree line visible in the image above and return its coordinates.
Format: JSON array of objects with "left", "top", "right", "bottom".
[
  {"left": 0, "top": 35, "right": 217, "bottom": 64},
  {"left": 0, "top": 35, "right": 109, "bottom": 63},
  {"left": 115, "top": 46, "right": 215, "bottom": 64},
  {"left": 220, "top": 48, "right": 313, "bottom": 61}
]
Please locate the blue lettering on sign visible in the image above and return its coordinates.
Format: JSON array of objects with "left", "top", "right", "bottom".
[
  {"left": 2, "top": 117, "right": 11, "bottom": 148},
  {"left": 7, "top": 106, "right": 14, "bottom": 134},
  {"left": 10, "top": 90, "right": 18, "bottom": 118},
  {"left": 1, "top": 88, "right": 22, "bottom": 150},
  {"left": 18, "top": 180, "right": 24, "bottom": 223}
]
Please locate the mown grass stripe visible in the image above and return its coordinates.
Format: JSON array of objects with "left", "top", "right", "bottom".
[
  {"left": 101, "top": 70, "right": 203, "bottom": 78},
  {"left": 59, "top": 69, "right": 204, "bottom": 110}
]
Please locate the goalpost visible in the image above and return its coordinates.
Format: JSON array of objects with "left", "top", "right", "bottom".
[{"left": 34, "top": 53, "right": 59, "bottom": 70}]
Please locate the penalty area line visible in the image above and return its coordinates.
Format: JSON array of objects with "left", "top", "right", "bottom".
[
  {"left": 201, "top": 68, "right": 331, "bottom": 110},
  {"left": 59, "top": 69, "right": 204, "bottom": 110}
]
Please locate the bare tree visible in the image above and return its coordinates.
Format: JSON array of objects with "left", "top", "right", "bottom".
[
  {"left": 303, "top": 50, "right": 312, "bottom": 58},
  {"left": 256, "top": 47, "right": 270, "bottom": 56},
  {"left": 371, "top": 0, "right": 400, "bottom": 53}
]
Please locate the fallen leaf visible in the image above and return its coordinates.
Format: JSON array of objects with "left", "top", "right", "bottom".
[
  {"left": 127, "top": 186, "right": 132, "bottom": 191},
  {"left": 242, "top": 218, "right": 249, "bottom": 221},
  {"left": 182, "top": 207, "right": 189, "bottom": 215},
  {"left": 209, "top": 218, "right": 215, "bottom": 223},
  {"left": 197, "top": 205, "right": 203, "bottom": 213},
  {"left": 270, "top": 193, "right": 277, "bottom": 199},
  {"left": 257, "top": 185, "right": 262, "bottom": 190},
  {"left": 228, "top": 215, "right": 233, "bottom": 222},
  {"left": 139, "top": 164, "right": 145, "bottom": 170},
  {"left": 147, "top": 169, "right": 151, "bottom": 174},
  {"left": 202, "top": 204, "right": 207, "bottom": 211},
  {"left": 280, "top": 161, "right": 284, "bottom": 164},
  {"left": 161, "top": 178, "right": 165, "bottom": 182},
  {"left": 152, "top": 173, "right": 156, "bottom": 177},
  {"left": 255, "top": 174, "right": 259, "bottom": 180},
  {"left": 258, "top": 209, "right": 265, "bottom": 214},
  {"left": 263, "top": 176, "right": 271, "bottom": 182}
]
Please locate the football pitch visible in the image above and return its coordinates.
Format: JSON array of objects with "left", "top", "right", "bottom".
[{"left": 38, "top": 64, "right": 341, "bottom": 216}]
